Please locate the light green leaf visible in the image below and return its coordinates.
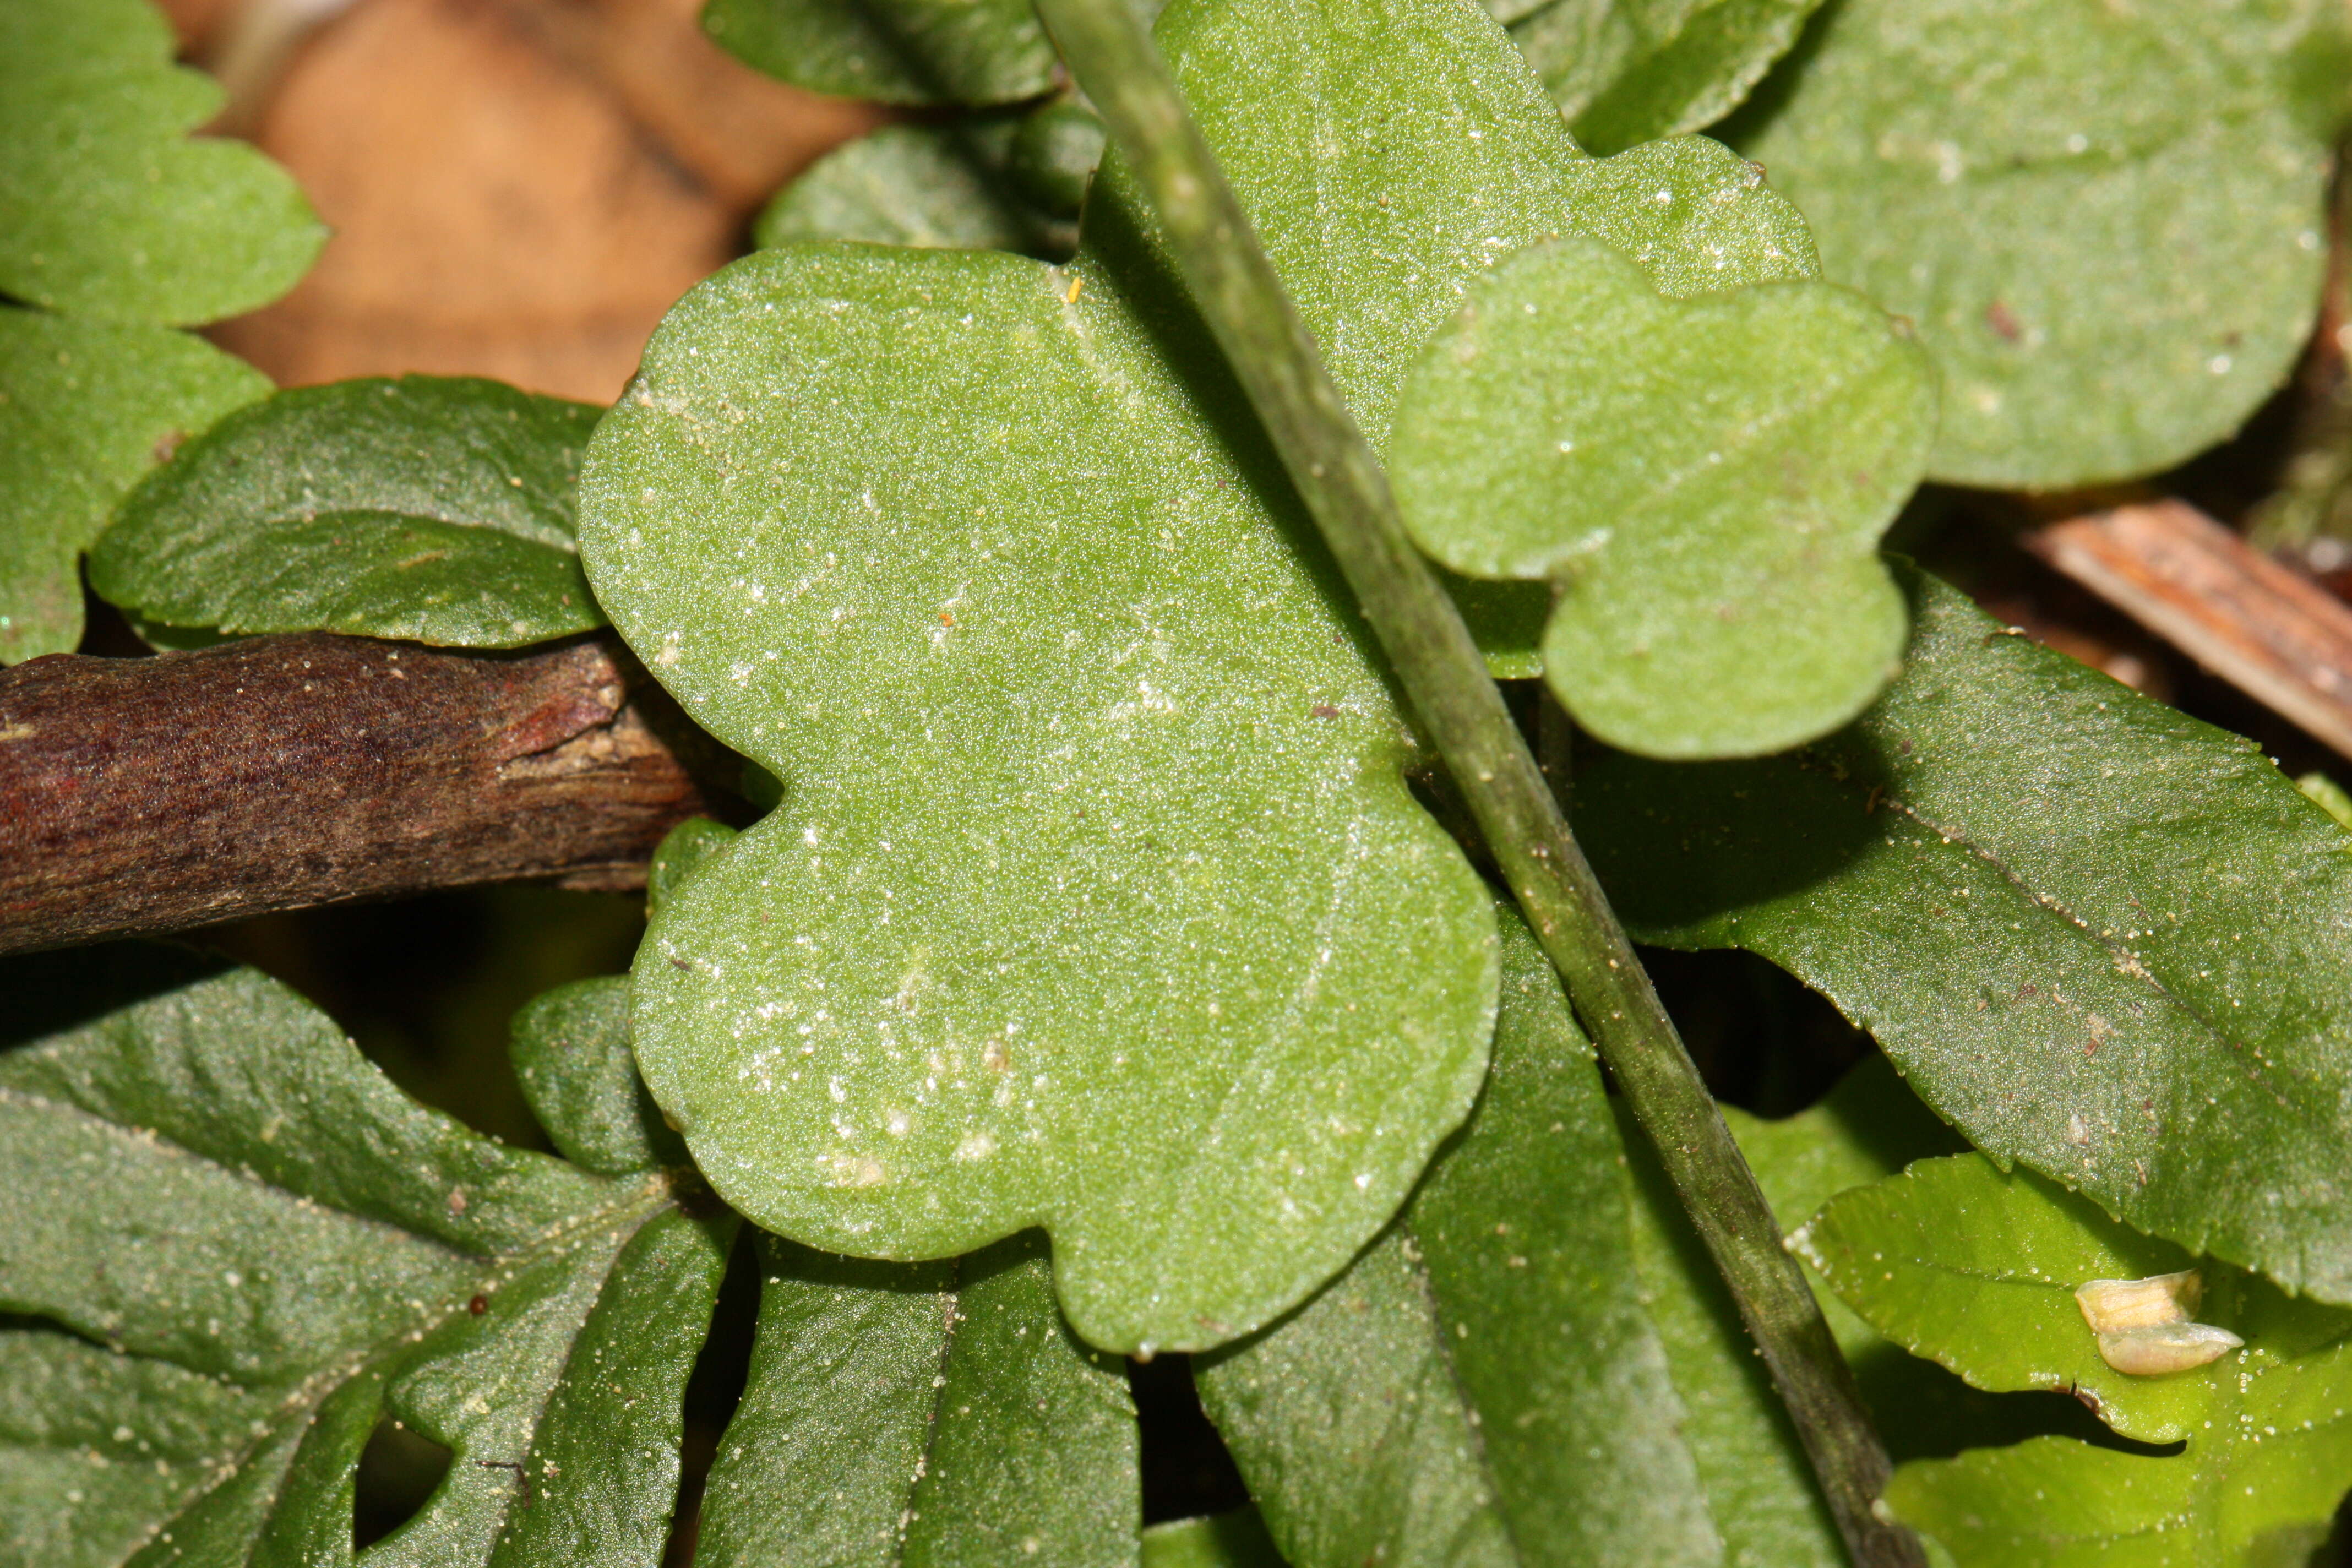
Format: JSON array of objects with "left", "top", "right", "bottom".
[
  {"left": 1194, "top": 908, "right": 1723, "bottom": 1567},
  {"left": 0, "top": 0, "right": 323, "bottom": 324},
  {"left": 0, "top": 309, "right": 268, "bottom": 662},
  {"left": 89, "top": 376, "right": 606, "bottom": 649},
  {"left": 755, "top": 104, "right": 1101, "bottom": 261},
  {"left": 1733, "top": 0, "right": 2340, "bottom": 487},
  {"left": 0, "top": 945, "right": 731, "bottom": 1568},
  {"left": 1140, "top": 1510, "right": 1286, "bottom": 1568},
  {"left": 695, "top": 1231, "right": 1139, "bottom": 1567},
  {"left": 1579, "top": 566, "right": 2352, "bottom": 1305},
  {"left": 579, "top": 0, "right": 1841, "bottom": 1351},
  {"left": 1390, "top": 233, "right": 1929, "bottom": 758},
  {"left": 1801, "top": 1154, "right": 2352, "bottom": 1565},
  {"left": 1509, "top": 0, "right": 1830, "bottom": 154},
  {"left": 701, "top": 0, "right": 1057, "bottom": 106},
  {"left": 509, "top": 977, "right": 689, "bottom": 1178}
]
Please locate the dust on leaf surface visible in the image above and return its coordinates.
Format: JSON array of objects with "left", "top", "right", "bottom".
[
  {"left": 0, "top": 0, "right": 322, "bottom": 325},
  {"left": 698, "top": 1231, "right": 1140, "bottom": 1567},
  {"left": 578, "top": 0, "right": 1855, "bottom": 1353},
  {"left": 0, "top": 312, "right": 268, "bottom": 663},
  {"left": 1579, "top": 567, "right": 2352, "bottom": 1306},
  {"left": 1390, "top": 233, "right": 1930, "bottom": 758},
  {"left": 89, "top": 377, "right": 605, "bottom": 649},
  {"left": 1800, "top": 1153, "right": 2352, "bottom": 1565},
  {"left": 1194, "top": 908, "right": 1722, "bottom": 1567},
  {"left": 1732, "top": 0, "right": 2343, "bottom": 487},
  {"left": 0, "top": 947, "right": 729, "bottom": 1568}
]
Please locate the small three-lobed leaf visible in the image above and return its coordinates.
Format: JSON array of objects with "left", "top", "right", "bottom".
[
  {"left": 90, "top": 376, "right": 606, "bottom": 649},
  {"left": 1390, "top": 233, "right": 1931, "bottom": 758},
  {"left": 701, "top": 0, "right": 1058, "bottom": 106},
  {"left": 581, "top": 0, "right": 1862, "bottom": 1352},
  {"left": 0, "top": 948, "right": 729, "bottom": 1566}
]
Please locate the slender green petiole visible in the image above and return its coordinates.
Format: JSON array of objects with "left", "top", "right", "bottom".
[{"left": 1030, "top": 1, "right": 1924, "bottom": 1562}]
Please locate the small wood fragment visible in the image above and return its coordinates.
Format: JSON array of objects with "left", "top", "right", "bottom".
[{"left": 2026, "top": 500, "right": 2352, "bottom": 761}]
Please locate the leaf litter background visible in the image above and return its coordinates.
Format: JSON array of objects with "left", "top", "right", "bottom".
[{"left": 25, "top": 0, "right": 2352, "bottom": 1560}]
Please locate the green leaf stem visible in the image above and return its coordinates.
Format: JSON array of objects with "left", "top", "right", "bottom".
[
  {"left": 90, "top": 377, "right": 605, "bottom": 649},
  {"left": 1194, "top": 911, "right": 1722, "bottom": 1567},
  {"left": 0, "top": 946, "right": 729, "bottom": 1567},
  {"left": 1581, "top": 568, "right": 2352, "bottom": 1304},
  {"left": 1390, "top": 233, "right": 1930, "bottom": 758}
]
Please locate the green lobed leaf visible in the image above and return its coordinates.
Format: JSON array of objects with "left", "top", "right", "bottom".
[
  {"left": 1509, "top": 0, "right": 1830, "bottom": 154},
  {"left": 0, "top": 945, "right": 731, "bottom": 1567},
  {"left": 695, "top": 1230, "right": 1139, "bottom": 1566},
  {"left": 1800, "top": 1154, "right": 2352, "bottom": 1565},
  {"left": 755, "top": 103, "right": 1102, "bottom": 262},
  {"left": 579, "top": 0, "right": 1838, "bottom": 1352},
  {"left": 1732, "top": 0, "right": 2342, "bottom": 488},
  {"left": 1390, "top": 233, "right": 1930, "bottom": 758},
  {"left": 701, "top": 0, "right": 1057, "bottom": 106},
  {"left": 90, "top": 376, "right": 606, "bottom": 649},
  {"left": 0, "top": 0, "right": 323, "bottom": 324},
  {"left": 1193, "top": 908, "right": 1724, "bottom": 1567},
  {"left": 1579, "top": 566, "right": 2352, "bottom": 1305},
  {"left": 0, "top": 310, "right": 268, "bottom": 663}
]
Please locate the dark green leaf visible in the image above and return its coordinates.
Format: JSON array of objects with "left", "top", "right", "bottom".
[
  {"left": 90, "top": 377, "right": 606, "bottom": 648},
  {"left": 510, "top": 977, "right": 689, "bottom": 1178},
  {"left": 755, "top": 116, "right": 1084, "bottom": 261},
  {"left": 1801, "top": 1154, "right": 2352, "bottom": 1565},
  {"left": 695, "top": 1231, "right": 1139, "bottom": 1566},
  {"left": 701, "top": 0, "right": 1057, "bottom": 106},
  {"left": 0, "top": 0, "right": 322, "bottom": 324},
  {"left": 1390, "top": 233, "right": 1929, "bottom": 758},
  {"left": 0, "top": 309, "right": 268, "bottom": 662},
  {"left": 1194, "top": 909, "right": 1723, "bottom": 1566},
  {"left": 0, "top": 945, "right": 729, "bottom": 1566},
  {"left": 1580, "top": 567, "right": 2352, "bottom": 1304},
  {"left": 578, "top": 0, "right": 1837, "bottom": 1352},
  {"left": 1732, "top": 0, "right": 2340, "bottom": 487},
  {"left": 1509, "top": 0, "right": 1830, "bottom": 154}
]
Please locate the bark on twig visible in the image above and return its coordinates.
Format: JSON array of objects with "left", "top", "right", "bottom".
[
  {"left": 2026, "top": 499, "right": 2352, "bottom": 761},
  {"left": 0, "top": 632, "right": 727, "bottom": 955}
]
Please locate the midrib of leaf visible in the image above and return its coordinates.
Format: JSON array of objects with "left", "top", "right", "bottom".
[
  {"left": 1862, "top": 782, "right": 2320, "bottom": 1130},
  {"left": 49, "top": 1122, "right": 689, "bottom": 1565},
  {"left": 1395, "top": 1218, "right": 1529, "bottom": 1563},
  {"left": 900, "top": 1253, "right": 968, "bottom": 1559},
  {"left": 1599, "top": 347, "right": 1886, "bottom": 534}
]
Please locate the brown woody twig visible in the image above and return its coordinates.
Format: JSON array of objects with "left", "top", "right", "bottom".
[
  {"left": 2027, "top": 499, "right": 2352, "bottom": 761},
  {"left": 0, "top": 632, "right": 726, "bottom": 955}
]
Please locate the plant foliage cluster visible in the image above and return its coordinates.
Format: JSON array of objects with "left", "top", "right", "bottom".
[{"left": 6, "top": 0, "right": 2352, "bottom": 1562}]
